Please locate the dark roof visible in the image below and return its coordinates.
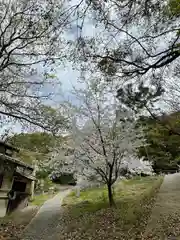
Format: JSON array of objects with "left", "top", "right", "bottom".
[
  {"left": 0, "top": 153, "right": 33, "bottom": 170},
  {"left": 15, "top": 171, "right": 36, "bottom": 181},
  {"left": 0, "top": 140, "right": 19, "bottom": 152}
]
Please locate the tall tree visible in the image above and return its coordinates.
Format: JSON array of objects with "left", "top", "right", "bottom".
[
  {"left": 0, "top": 0, "right": 73, "bottom": 130},
  {"left": 72, "top": 0, "right": 180, "bottom": 79},
  {"left": 68, "top": 78, "right": 142, "bottom": 206},
  {"left": 45, "top": 136, "right": 75, "bottom": 181},
  {"left": 67, "top": 0, "right": 180, "bottom": 119},
  {"left": 137, "top": 113, "right": 180, "bottom": 173}
]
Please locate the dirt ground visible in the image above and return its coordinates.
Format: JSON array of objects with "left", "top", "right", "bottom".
[
  {"left": 143, "top": 173, "right": 180, "bottom": 239},
  {"left": 0, "top": 206, "right": 38, "bottom": 240}
]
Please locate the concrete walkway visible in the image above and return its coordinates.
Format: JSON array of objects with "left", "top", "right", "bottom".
[
  {"left": 22, "top": 190, "right": 71, "bottom": 240},
  {"left": 143, "top": 173, "right": 180, "bottom": 239}
]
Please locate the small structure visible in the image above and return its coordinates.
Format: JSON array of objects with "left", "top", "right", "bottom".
[{"left": 0, "top": 140, "right": 35, "bottom": 217}]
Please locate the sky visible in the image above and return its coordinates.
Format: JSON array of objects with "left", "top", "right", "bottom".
[
  {"left": 1, "top": 1, "right": 174, "bottom": 137},
  {"left": 56, "top": 66, "right": 80, "bottom": 98},
  {"left": 0, "top": 64, "right": 82, "bottom": 137}
]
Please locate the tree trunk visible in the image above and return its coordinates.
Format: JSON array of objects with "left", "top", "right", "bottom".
[{"left": 107, "top": 184, "right": 115, "bottom": 207}]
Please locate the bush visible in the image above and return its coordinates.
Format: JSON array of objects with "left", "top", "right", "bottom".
[{"left": 35, "top": 177, "right": 58, "bottom": 193}]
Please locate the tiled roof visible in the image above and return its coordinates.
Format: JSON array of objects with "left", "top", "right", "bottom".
[
  {"left": 0, "top": 140, "right": 19, "bottom": 152},
  {"left": 0, "top": 153, "right": 33, "bottom": 170}
]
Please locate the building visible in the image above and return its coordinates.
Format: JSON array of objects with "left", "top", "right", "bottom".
[{"left": 0, "top": 141, "right": 35, "bottom": 217}]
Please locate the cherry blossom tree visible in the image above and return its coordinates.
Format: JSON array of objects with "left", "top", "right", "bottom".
[
  {"left": 0, "top": 0, "right": 75, "bottom": 131},
  {"left": 70, "top": 78, "right": 142, "bottom": 206},
  {"left": 41, "top": 136, "right": 75, "bottom": 181}
]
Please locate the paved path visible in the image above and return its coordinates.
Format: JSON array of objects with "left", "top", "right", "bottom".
[
  {"left": 143, "top": 173, "right": 180, "bottom": 239},
  {"left": 21, "top": 190, "right": 71, "bottom": 240}
]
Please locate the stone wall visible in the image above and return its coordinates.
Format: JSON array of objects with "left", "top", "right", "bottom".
[
  {"left": 0, "top": 163, "right": 15, "bottom": 217},
  {"left": 0, "top": 198, "right": 8, "bottom": 217}
]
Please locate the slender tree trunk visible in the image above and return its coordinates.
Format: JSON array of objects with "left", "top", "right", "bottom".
[{"left": 107, "top": 183, "right": 115, "bottom": 207}]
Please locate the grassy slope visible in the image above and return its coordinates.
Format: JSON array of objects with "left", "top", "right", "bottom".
[
  {"left": 30, "top": 192, "right": 56, "bottom": 206},
  {"left": 57, "top": 176, "right": 163, "bottom": 240}
]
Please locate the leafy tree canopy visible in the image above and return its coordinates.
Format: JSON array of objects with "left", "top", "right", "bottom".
[
  {"left": 137, "top": 112, "right": 180, "bottom": 173},
  {"left": 0, "top": 0, "right": 73, "bottom": 131},
  {"left": 8, "top": 131, "right": 65, "bottom": 164}
]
